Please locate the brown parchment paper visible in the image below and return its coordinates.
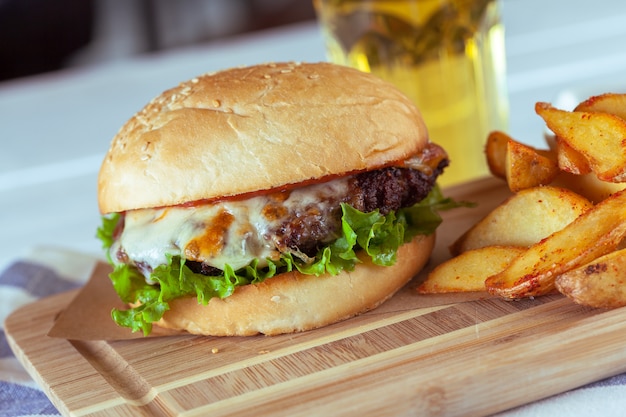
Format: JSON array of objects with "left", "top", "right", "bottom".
[{"left": 47, "top": 262, "right": 183, "bottom": 339}]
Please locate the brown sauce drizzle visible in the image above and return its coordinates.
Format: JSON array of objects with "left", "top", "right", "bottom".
[{"left": 184, "top": 209, "right": 235, "bottom": 261}]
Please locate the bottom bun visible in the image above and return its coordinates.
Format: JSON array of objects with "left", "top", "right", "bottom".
[{"left": 156, "top": 234, "right": 435, "bottom": 336}]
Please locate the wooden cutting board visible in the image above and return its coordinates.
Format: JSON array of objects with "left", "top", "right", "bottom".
[{"left": 7, "top": 177, "right": 626, "bottom": 417}]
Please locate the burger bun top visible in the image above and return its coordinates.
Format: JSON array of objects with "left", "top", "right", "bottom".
[{"left": 98, "top": 62, "right": 429, "bottom": 214}]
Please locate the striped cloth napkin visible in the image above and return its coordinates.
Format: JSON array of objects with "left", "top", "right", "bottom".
[
  {"left": 1, "top": 248, "right": 97, "bottom": 417},
  {"left": 1, "top": 247, "right": 625, "bottom": 417}
]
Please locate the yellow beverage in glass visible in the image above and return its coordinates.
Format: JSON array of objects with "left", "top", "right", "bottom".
[{"left": 313, "top": 0, "right": 509, "bottom": 186}]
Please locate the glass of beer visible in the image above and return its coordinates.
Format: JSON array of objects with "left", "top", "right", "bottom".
[{"left": 313, "top": 0, "right": 509, "bottom": 186}]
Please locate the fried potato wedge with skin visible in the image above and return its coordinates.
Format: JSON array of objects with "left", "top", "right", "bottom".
[
  {"left": 551, "top": 171, "right": 626, "bottom": 203},
  {"left": 418, "top": 246, "right": 525, "bottom": 294},
  {"left": 505, "top": 139, "right": 559, "bottom": 192},
  {"left": 556, "top": 248, "right": 626, "bottom": 309},
  {"left": 450, "top": 186, "right": 592, "bottom": 256},
  {"left": 554, "top": 135, "right": 591, "bottom": 175},
  {"left": 485, "top": 188, "right": 626, "bottom": 299},
  {"left": 574, "top": 93, "right": 626, "bottom": 120},
  {"left": 535, "top": 102, "right": 626, "bottom": 182},
  {"left": 485, "top": 130, "right": 510, "bottom": 179}
]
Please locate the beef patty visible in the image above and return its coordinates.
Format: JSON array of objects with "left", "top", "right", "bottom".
[{"left": 187, "top": 157, "right": 448, "bottom": 276}]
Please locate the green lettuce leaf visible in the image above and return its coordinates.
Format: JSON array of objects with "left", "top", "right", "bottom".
[
  {"left": 96, "top": 213, "right": 120, "bottom": 263},
  {"left": 96, "top": 186, "right": 467, "bottom": 335}
]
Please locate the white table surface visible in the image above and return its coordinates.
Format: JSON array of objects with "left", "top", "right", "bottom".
[{"left": 2, "top": 0, "right": 626, "bottom": 415}]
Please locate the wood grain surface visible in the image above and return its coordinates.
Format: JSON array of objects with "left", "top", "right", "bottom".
[{"left": 7, "top": 177, "right": 626, "bottom": 417}]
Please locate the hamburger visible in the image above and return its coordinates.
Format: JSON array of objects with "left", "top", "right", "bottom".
[{"left": 96, "top": 62, "right": 451, "bottom": 336}]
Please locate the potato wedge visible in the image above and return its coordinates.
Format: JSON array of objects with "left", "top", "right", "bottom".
[
  {"left": 551, "top": 171, "right": 626, "bottom": 203},
  {"left": 450, "top": 186, "right": 592, "bottom": 255},
  {"left": 505, "top": 139, "right": 559, "bottom": 192},
  {"left": 554, "top": 135, "right": 591, "bottom": 175},
  {"left": 485, "top": 188, "right": 626, "bottom": 299},
  {"left": 574, "top": 93, "right": 626, "bottom": 120},
  {"left": 485, "top": 130, "right": 510, "bottom": 179},
  {"left": 556, "top": 248, "right": 626, "bottom": 309},
  {"left": 535, "top": 102, "right": 626, "bottom": 182},
  {"left": 418, "top": 246, "right": 524, "bottom": 294}
]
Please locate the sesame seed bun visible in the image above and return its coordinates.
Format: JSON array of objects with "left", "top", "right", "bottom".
[{"left": 97, "top": 62, "right": 429, "bottom": 213}]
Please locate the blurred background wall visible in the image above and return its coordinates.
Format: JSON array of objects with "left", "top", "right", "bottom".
[{"left": 0, "top": 0, "right": 316, "bottom": 82}]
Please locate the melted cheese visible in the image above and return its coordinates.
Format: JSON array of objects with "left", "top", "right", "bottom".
[{"left": 111, "top": 178, "right": 350, "bottom": 274}]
